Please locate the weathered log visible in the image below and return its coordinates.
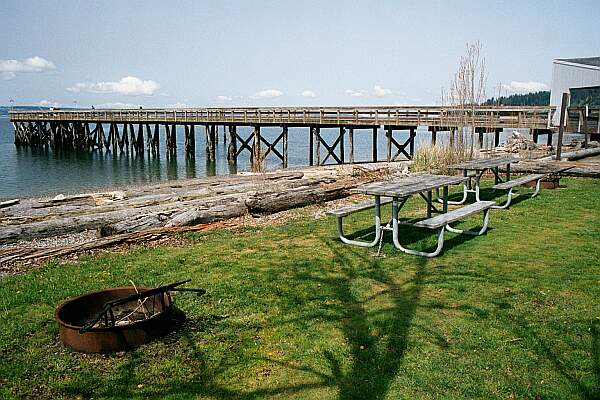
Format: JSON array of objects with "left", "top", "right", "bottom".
[
  {"left": 0, "top": 221, "right": 236, "bottom": 266},
  {"left": 0, "top": 163, "right": 404, "bottom": 245},
  {"left": 0, "top": 199, "right": 19, "bottom": 208},
  {"left": 245, "top": 179, "right": 356, "bottom": 214},
  {"left": 539, "top": 147, "right": 600, "bottom": 161}
]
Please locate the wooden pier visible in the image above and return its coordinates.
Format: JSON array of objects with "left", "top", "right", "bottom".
[{"left": 9, "top": 106, "right": 558, "bottom": 167}]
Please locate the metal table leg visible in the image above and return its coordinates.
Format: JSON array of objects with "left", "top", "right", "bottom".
[{"left": 336, "top": 195, "right": 383, "bottom": 247}]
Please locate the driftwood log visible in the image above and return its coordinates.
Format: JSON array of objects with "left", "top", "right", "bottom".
[
  {"left": 539, "top": 147, "right": 600, "bottom": 161},
  {"left": 0, "top": 163, "right": 408, "bottom": 247}
]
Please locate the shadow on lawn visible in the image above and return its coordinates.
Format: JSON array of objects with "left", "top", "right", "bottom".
[
  {"left": 593, "top": 320, "right": 600, "bottom": 398},
  {"left": 113, "top": 239, "right": 431, "bottom": 399}
]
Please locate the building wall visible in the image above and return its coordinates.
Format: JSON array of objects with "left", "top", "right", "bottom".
[{"left": 550, "top": 61, "right": 600, "bottom": 125}]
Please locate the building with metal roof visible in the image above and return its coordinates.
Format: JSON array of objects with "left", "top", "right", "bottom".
[{"left": 550, "top": 57, "right": 600, "bottom": 125}]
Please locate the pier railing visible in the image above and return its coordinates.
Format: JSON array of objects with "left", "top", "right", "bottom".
[{"left": 10, "top": 105, "right": 555, "bottom": 129}]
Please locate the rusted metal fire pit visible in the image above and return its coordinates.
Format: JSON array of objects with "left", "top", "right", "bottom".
[{"left": 55, "top": 279, "right": 204, "bottom": 353}]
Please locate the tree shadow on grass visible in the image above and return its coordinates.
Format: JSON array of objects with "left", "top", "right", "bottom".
[
  {"left": 593, "top": 320, "right": 600, "bottom": 398},
  {"left": 507, "top": 317, "right": 600, "bottom": 400},
  {"left": 310, "top": 241, "right": 428, "bottom": 399},
  {"left": 169, "top": 239, "right": 428, "bottom": 399}
]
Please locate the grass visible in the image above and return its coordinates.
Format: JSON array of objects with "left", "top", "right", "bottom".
[{"left": 1, "top": 178, "right": 599, "bottom": 399}]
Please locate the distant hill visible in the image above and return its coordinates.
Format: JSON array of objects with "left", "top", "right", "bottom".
[{"left": 483, "top": 91, "right": 550, "bottom": 106}]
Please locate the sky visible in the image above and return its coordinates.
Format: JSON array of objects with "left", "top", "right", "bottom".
[{"left": 1, "top": 0, "right": 599, "bottom": 108}]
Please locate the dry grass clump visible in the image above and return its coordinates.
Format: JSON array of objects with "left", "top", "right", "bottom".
[{"left": 412, "top": 143, "right": 472, "bottom": 174}]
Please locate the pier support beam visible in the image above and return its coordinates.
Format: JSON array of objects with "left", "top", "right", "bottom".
[
  {"left": 205, "top": 125, "right": 216, "bottom": 162},
  {"left": 430, "top": 127, "right": 437, "bottom": 146},
  {"left": 493, "top": 128, "right": 502, "bottom": 148},
  {"left": 252, "top": 125, "right": 262, "bottom": 168},
  {"left": 282, "top": 126, "right": 288, "bottom": 168},
  {"left": 385, "top": 126, "right": 417, "bottom": 161},
  {"left": 309, "top": 127, "right": 314, "bottom": 166},
  {"left": 313, "top": 126, "right": 344, "bottom": 165},
  {"left": 184, "top": 124, "right": 196, "bottom": 158},
  {"left": 349, "top": 128, "right": 354, "bottom": 164},
  {"left": 227, "top": 125, "right": 237, "bottom": 163},
  {"left": 372, "top": 127, "right": 378, "bottom": 162}
]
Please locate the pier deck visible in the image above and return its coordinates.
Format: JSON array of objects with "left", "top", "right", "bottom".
[{"left": 9, "top": 105, "right": 559, "bottom": 167}]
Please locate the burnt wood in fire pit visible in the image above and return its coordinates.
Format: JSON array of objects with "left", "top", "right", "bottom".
[{"left": 55, "top": 280, "right": 205, "bottom": 353}]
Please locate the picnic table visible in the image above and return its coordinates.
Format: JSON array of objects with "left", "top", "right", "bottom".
[
  {"left": 447, "top": 156, "right": 517, "bottom": 204},
  {"left": 328, "top": 174, "right": 494, "bottom": 257}
]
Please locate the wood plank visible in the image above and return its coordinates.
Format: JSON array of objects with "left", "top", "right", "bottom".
[
  {"left": 414, "top": 201, "right": 494, "bottom": 229},
  {"left": 492, "top": 174, "right": 544, "bottom": 190},
  {"left": 326, "top": 197, "right": 393, "bottom": 217}
]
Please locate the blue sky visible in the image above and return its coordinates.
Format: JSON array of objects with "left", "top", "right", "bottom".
[{"left": 1, "top": 0, "right": 599, "bottom": 108}]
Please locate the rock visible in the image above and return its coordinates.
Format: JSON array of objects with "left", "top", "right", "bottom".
[{"left": 504, "top": 131, "right": 537, "bottom": 153}]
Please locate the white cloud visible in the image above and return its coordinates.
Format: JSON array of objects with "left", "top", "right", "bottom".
[
  {"left": 38, "top": 100, "right": 58, "bottom": 108},
  {"left": 67, "top": 76, "right": 160, "bottom": 96},
  {"left": 502, "top": 81, "right": 549, "bottom": 93},
  {"left": 0, "top": 56, "right": 56, "bottom": 80},
  {"left": 374, "top": 85, "right": 392, "bottom": 97},
  {"left": 215, "top": 95, "right": 233, "bottom": 102},
  {"left": 301, "top": 90, "right": 316, "bottom": 98},
  {"left": 250, "top": 89, "right": 283, "bottom": 99},
  {"left": 96, "top": 102, "right": 142, "bottom": 109},
  {"left": 345, "top": 89, "right": 366, "bottom": 97},
  {"left": 0, "top": 56, "right": 56, "bottom": 74}
]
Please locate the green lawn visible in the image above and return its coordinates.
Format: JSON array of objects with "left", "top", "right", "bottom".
[{"left": 1, "top": 178, "right": 599, "bottom": 399}]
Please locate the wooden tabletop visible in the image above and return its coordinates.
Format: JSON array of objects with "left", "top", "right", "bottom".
[
  {"left": 448, "top": 156, "right": 517, "bottom": 170},
  {"left": 353, "top": 174, "right": 468, "bottom": 197},
  {"left": 506, "top": 160, "right": 576, "bottom": 174}
]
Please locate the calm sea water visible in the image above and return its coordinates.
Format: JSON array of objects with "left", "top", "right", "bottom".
[{"left": 0, "top": 118, "right": 567, "bottom": 200}]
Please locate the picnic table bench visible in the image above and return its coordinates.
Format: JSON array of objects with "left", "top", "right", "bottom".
[
  {"left": 491, "top": 173, "right": 544, "bottom": 209},
  {"left": 329, "top": 174, "right": 493, "bottom": 257}
]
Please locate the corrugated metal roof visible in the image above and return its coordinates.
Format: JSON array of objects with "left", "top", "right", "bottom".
[{"left": 555, "top": 57, "right": 600, "bottom": 68}]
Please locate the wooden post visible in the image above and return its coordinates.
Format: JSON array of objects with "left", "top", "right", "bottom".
[
  {"left": 137, "top": 123, "right": 144, "bottom": 153},
  {"left": 98, "top": 123, "right": 105, "bottom": 151},
  {"left": 309, "top": 126, "right": 314, "bottom": 166},
  {"left": 145, "top": 124, "right": 152, "bottom": 152},
  {"left": 556, "top": 92, "right": 570, "bottom": 160},
  {"left": 409, "top": 127, "right": 416, "bottom": 157},
  {"left": 282, "top": 126, "right": 288, "bottom": 168},
  {"left": 153, "top": 124, "right": 159, "bottom": 155},
  {"left": 129, "top": 124, "right": 136, "bottom": 154},
  {"left": 122, "top": 123, "right": 129, "bottom": 153},
  {"left": 171, "top": 124, "right": 177, "bottom": 157},
  {"left": 188, "top": 124, "right": 196, "bottom": 158},
  {"left": 349, "top": 127, "right": 354, "bottom": 164},
  {"left": 184, "top": 125, "right": 190, "bottom": 155},
  {"left": 449, "top": 128, "right": 455, "bottom": 147},
  {"left": 253, "top": 125, "right": 261, "bottom": 167},
  {"left": 431, "top": 127, "right": 437, "bottom": 145},
  {"left": 315, "top": 126, "right": 321, "bottom": 165},
  {"left": 494, "top": 129, "right": 501, "bottom": 148},
  {"left": 532, "top": 129, "right": 538, "bottom": 144},
  {"left": 165, "top": 124, "right": 171, "bottom": 157},
  {"left": 227, "top": 125, "right": 237, "bottom": 163},
  {"left": 205, "top": 125, "right": 215, "bottom": 162},
  {"left": 339, "top": 127, "right": 345, "bottom": 163},
  {"left": 372, "top": 127, "right": 378, "bottom": 162},
  {"left": 582, "top": 106, "right": 589, "bottom": 148},
  {"left": 386, "top": 127, "right": 392, "bottom": 161},
  {"left": 547, "top": 129, "right": 553, "bottom": 146}
]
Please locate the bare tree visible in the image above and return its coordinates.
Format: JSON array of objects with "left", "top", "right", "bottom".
[{"left": 448, "top": 41, "right": 487, "bottom": 154}]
